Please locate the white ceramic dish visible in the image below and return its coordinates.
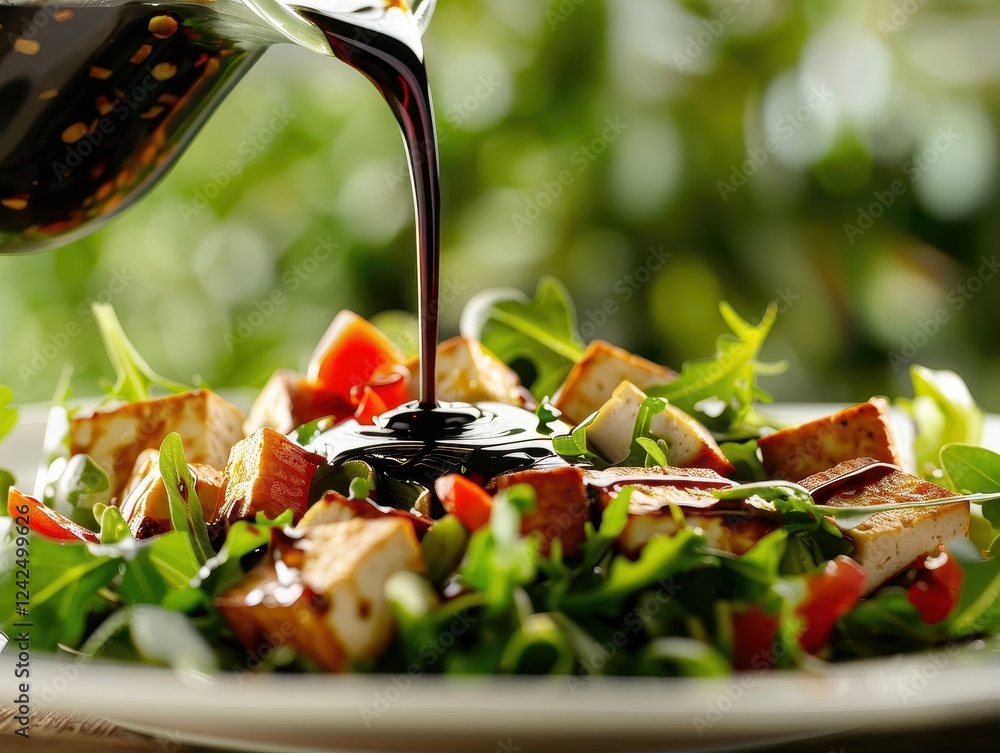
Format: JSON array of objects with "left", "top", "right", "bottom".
[{"left": 2, "top": 405, "right": 999, "bottom": 753}]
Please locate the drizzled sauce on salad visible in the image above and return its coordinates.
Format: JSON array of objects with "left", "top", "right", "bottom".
[{"left": 299, "top": 6, "right": 565, "bottom": 495}]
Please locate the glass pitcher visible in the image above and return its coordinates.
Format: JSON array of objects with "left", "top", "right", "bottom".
[{"left": 0, "top": 0, "right": 435, "bottom": 253}]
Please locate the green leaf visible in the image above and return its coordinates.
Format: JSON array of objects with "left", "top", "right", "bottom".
[
  {"left": 534, "top": 402, "right": 563, "bottom": 435},
  {"left": 947, "top": 538, "right": 1000, "bottom": 636},
  {"left": 158, "top": 433, "right": 212, "bottom": 565},
  {"left": 52, "top": 454, "right": 110, "bottom": 520},
  {"left": 578, "top": 486, "right": 632, "bottom": 572},
  {"left": 941, "top": 443, "right": 1000, "bottom": 527},
  {"left": 498, "top": 613, "right": 576, "bottom": 675},
  {"left": 0, "top": 384, "right": 16, "bottom": 445},
  {"left": 421, "top": 515, "right": 470, "bottom": 585},
  {"left": 462, "top": 276, "right": 585, "bottom": 399},
  {"left": 98, "top": 505, "right": 132, "bottom": 545},
  {"left": 637, "top": 437, "right": 670, "bottom": 469},
  {"left": 551, "top": 413, "right": 606, "bottom": 467},
  {"left": 93, "top": 303, "right": 191, "bottom": 403},
  {"left": 461, "top": 487, "right": 539, "bottom": 614},
  {"left": 621, "top": 396, "right": 668, "bottom": 466},
  {"left": 719, "top": 440, "right": 767, "bottom": 482},
  {"left": 634, "top": 637, "right": 730, "bottom": 678},
  {"left": 646, "top": 302, "right": 786, "bottom": 433},
  {"left": 0, "top": 470, "right": 14, "bottom": 506},
  {"left": 562, "top": 528, "right": 710, "bottom": 616},
  {"left": 898, "top": 366, "right": 984, "bottom": 481},
  {"left": 190, "top": 512, "right": 293, "bottom": 598}
]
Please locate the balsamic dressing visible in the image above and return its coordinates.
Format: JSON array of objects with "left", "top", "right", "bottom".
[
  {"left": 298, "top": 5, "right": 566, "bottom": 500},
  {"left": 804, "top": 461, "right": 900, "bottom": 505}
]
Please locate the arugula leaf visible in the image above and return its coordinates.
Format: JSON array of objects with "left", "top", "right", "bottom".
[
  {"left": 92, "top": 303, "right": 191, "bottom": 402},
  {"left": 534, "top": 402, "right": 563, "bottom": 435},
  {"left": 940, "top": 443, "right": 1000, "bottom": 527},
  {"left": 551, "top": 414, "right": 606, "bottom": 467},
  {"left": 461, "top": 485, "right": 539, "bottom": 614},
  {"left": 719, "top": 440, "right": 767, "bottom": 482},
  {"left": 898, "top": 366, "right": 984, "bottom": 481},
  {"left": 461, "top": 276, "right": 585, "bottom": 399},
  {"left": 498, "top": 612, "right": 576, "bottom": 675},
  {"left": 578, "top": 486, "right": 632, "bottom": 572},
  {"left": 561, "top": 528, "right": 710, "bottom": 616},
  {"left": 636, "top": 437, "right": 670, "bottom": 469},
  {"left": 190, "top": 511, "right": 294, "bottom": 598},
  {"left": 621, "top": 396, "right": 668, "bottom": 466},
  {"left": 837, "top": 587, "right": 941, "bottom": 656},
  {"left": 97, "top": 505, "right": 132, "bottom": 545},
  {"left": 646, "top": 303, "right": 787, "bottom": 433},
  {"left": 52, "top": 454, "right": 110, "bottom": 524},
  {"left": 158, "top": 433, "right": 212, "bottom": 564}
]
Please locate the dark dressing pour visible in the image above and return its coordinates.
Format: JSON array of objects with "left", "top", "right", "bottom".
[{"left": 298, "top": 5, "right": 564, "bottom": 507}]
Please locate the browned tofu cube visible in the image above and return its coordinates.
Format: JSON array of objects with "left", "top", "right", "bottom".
[
  {"left": 488, "top": 466, "right": 590, "bottom": 556},
  {"left": 218, "top": 428, "right": 327, "bottom": 523},
  {"left": 118, "top": 449, "right": 225, "bottom": 538},
  {"left": 553, "top": 340, "right": 676, "bottom": 425},
  {"left": 758, "top": 399, "right": 902, "bottom": 481},
  {"left": 70, "top": 390, "right": 245, "bottom": 502},
  {"left": 584, "top": 467, "right": 774, "bottom": 557},
  {"left": 217, "top": 518, "right": 424, "bottom": 672},
  {"left": 801, "top": 458, "right": 970, "bottom": 593},
  {"left": 298, "top": 491, "right": 431, "bottom": 537}
]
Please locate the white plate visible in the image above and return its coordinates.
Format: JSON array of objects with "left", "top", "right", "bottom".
[{"left": 2, "top": 404, "right": 1000, "bottom": 753}]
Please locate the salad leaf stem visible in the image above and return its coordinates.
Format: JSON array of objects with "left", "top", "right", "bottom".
[{"left": 93, "top": 303, "right": 191, "bottom": 402}]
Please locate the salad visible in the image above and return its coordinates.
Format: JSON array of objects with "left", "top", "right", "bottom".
[{"left": 3, "top": 277, "right": 1000, "bottom": 679}]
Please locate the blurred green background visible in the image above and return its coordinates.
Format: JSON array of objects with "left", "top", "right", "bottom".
[{"left": 3, "top": 0, "right": 1000, "bottom": 410}]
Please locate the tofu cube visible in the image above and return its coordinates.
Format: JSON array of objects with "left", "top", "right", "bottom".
[
  {"left": 488, "top": 466, "right": 590, "bottom": 556},
  {"left": 219, "top": 428, "right": 327, "bottom": 523},
  {"left": 800, "top": 458, "right": 970, "bottom": 593},
  {"left": 435, "top": 337, "right": 526, "bottom": 406},
  {"left": 758, "top": 399, "right": 902, "bottom": 481},
  {"left": 298, "top": 491, "right": 431, "bottom": 537},
  {"left": 585, "top": 467, "right": 773, "bottom": 557},
  {"left": 118, "top": 449, "right": 224, "bottom": 538},
  {"left": 69, "top": 390, "right": 245, "bottom": 503},
  {"left": 553, "top": 340, "right": 675, "bottom": 425},
  {"left": 586, "top": 381, "right": 734, "bottom": 476},
  {"left": 217, "top": 518, "right": 425, "bottom": 672}
]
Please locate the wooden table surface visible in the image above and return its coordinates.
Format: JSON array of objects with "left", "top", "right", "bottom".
[{"left": 3, "top": 707, "right": 999, "bottom": 753}]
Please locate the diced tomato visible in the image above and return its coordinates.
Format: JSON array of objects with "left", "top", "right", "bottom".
[
  {"left": 434, "top": 474, "right": 493, "bottom": 532},
  {"left": 307, "top": 311, "right": 404, "bottom": 397},
  {"left": 352, "top": 384, "right": 389, "bottom": 425},
  {"left": 7, "top": 488, "right": 100, "bottom": 544},
  {"left": 907, "top": 549, "right": 963, "bottom": 625},
  {"left": 350, "top": 364, "right": 412, "bottom": 424},
  {"left": 731, "top": 555, "right": 867, "bottom": 668},
  {"left": 797, "top": 555, "right": 867, "bottom": 654},
  {"left": 731, "top": 605, "right": 780, "bottom": 671}
]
